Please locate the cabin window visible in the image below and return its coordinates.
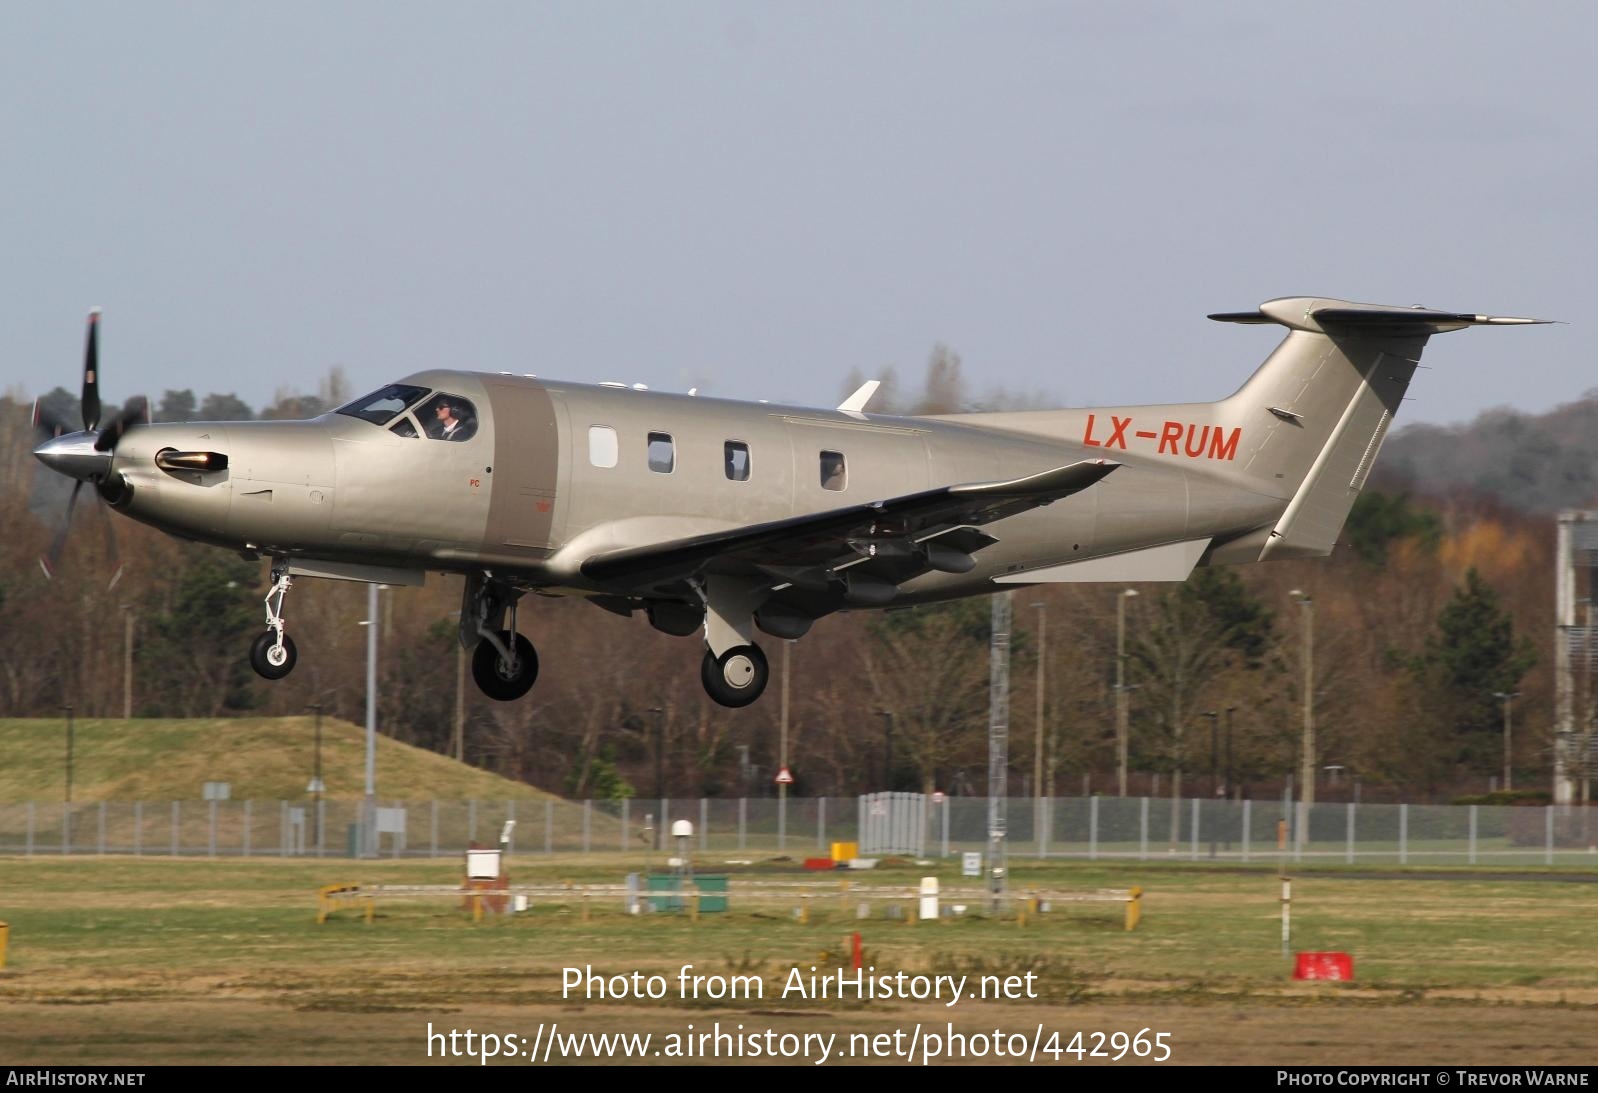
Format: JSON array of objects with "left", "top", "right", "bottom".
[
  {"left": 389, "top": 417, "right": 419, "bottom": 438},
  {"left": 648, "top": 432, "right": 675, "bottom": 473},
  {"left": 416, "top": 393, "right": 479, "bottom": 441},
  {"left": 820, "top": 450, "right": 847, "bottom": 491},
  {"left": 588, "top": 425, "right": 619, "bottom": 468},
  {"left": 724, "top": 440, "right": 751, "bottom": 482}
]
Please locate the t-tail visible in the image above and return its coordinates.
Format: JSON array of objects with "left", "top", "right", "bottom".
[{"left": 946, "top": 296, "right": 1550, "bottom": 562}]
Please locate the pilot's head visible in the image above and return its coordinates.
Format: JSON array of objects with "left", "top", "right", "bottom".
[{"left": 435, "top": 400, "right": 458, "bottom": 426}]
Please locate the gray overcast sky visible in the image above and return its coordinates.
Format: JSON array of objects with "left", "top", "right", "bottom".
[{"left": 1, "top": 1, "right": 1591, "bottom": 426}]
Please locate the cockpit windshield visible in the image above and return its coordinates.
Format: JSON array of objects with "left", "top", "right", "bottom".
[{"left": 336, "top": 384, "right": 430, "bottom": 426}]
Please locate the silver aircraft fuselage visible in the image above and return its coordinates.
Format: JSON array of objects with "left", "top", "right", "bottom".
[{"left": 95, "top": 370, "right": 1278, "bottom": 603}]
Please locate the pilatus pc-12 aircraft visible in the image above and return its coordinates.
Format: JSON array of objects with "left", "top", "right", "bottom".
[{"left": 33, "top": 297, "right": 1545, "bottom": 708}]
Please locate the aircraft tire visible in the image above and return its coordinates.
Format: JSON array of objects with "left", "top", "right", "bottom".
[
  {"left": 700, "top": 643, "right": 769, "bottom": 709},
  {"left": 249, "top": 630, "right": 298, "bottom": 681},
  {"left": 472, "top": 631, "right": 539, "bottom": 701}
]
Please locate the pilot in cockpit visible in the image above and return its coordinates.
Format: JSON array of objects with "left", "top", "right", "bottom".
[{"left": 430, "top": 397, "right": 476, "bottom": 442}]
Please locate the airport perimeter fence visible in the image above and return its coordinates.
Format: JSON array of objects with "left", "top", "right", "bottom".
[{"left": 1, "top": 795, "right": 1596, "bottom": 866}]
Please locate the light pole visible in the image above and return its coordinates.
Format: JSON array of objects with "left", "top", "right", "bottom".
[
  {"left": 778, "top": 640, "right": 791, "bottom": 849},
  {"left": 649, "top": 706, "right": 665, "bottom": 848},
  {"left": 63, "top": 704, "right": 75, "bottom": 804},
  {"left": 1493, "top": 691, "right": 1520, "bottom": 791},
  {"left": 307, "top": 703, "right": 325, "bottom": 850},
  {"left": 875, "top": 710, "right": 894, "bottom": 789},
  {"left": 1033, "top": 599, "right": 1046, "bottom": 813},
  {"left": 1289, "top": 590, "right": 1315, "bottom": 851},
  {"left": 1115, "top": 588, "right": 1139, "bottom": 796},
  {"left": 362, "top": 583, "right": 380, "bottom": 858},
  {"left": 121, "top": 605, "right": 135, "bottom": 721},
  {"left": 1205, "top": 710, "right": 1219, "bottom": 859}
]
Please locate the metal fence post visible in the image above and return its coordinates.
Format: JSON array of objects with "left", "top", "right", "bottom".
[
  {"left": 134, "top": 801, "right": 142, "bottom": 857},
  {"left": 171, "top": 801, "right": 179, "bottom": 857},
  {"left": 1468, "top": 804, "right": 1477, "bottom": 865},
  {"left": 1546, "top": 805, "right": 1555, "bottom": 866},
  {"left": 582, "top": 799, "right": 591, "bottom": 854},
  {"left": 431, "top": 800, "right": 439, "bottom": 858},
  {"left": 208, "top": 799, "right": 217, "bottom": 857},
  {"left": 26, "top": 802, "right": 34, "bottom": 857},
  {"left": 817, "top": 797, "right": 826, "bottom": 850},
  {"left": 1242, "top": 798, "right": 1251, "bottom": 862},
  {"left": 469, "top": 798, "right": 477, "bottom": 844},
  {"left": 700, "top": 798, "right": 708, "bottom": 852},
  {"left": 1399, "top": 803, "right": 1408, "bottom": 866},
  {"left": 547, "top": 799, "right": 555, "bottom": 855},
  {"left": 1190, "top": 797, "right": 1200, "bottom": 861},
  {"left": 1139, "top": 797, "right": 1149, "bottom": 861},
  {"left": 737, "top": 798, "right": 746, "bottom": 851},
  {"left": 244, "top": 800, "right": 252, "bottom": 858},
  {"left": 98, "top": 802, "right": 106, "bottom": 855},
  {"left": 1089, "top": 796, "right": 1100, "bottom": 861},
  {"left": 621, "top": 798, "right": 629, "bottom": 851},
  {"left": 1346, "top": 802, "right": 1355, "bottom": 865}
]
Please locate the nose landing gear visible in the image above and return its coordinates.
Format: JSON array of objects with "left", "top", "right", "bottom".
[
  {"left": 461, "top": 571, "right": 540, "bottom": 702},
  {"left": 250, "top": 561, "right": 298, "bottom": 680},
  {"left": 472, "top": 629, "right": 539, "bottom": 701}
]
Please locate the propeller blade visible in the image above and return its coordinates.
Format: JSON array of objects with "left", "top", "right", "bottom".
[
  {"left": 94, "top": 396, "right": 150, "bottom": 452},
  {"left": 39, "top": 480, "right": 85, "bottom": 580},
  {"left": 98, "top": 496, "right": 124, "bottom": 592},
  {"left": 82, "top": 309, "right": 102, "bottom": 432},
  {"left": 31, "top": 397, "right": 73, "bottom": 442}
]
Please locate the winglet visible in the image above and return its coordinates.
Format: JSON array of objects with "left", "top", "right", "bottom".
[{"left": 837, "top": 380, "right": 881, "bottom": 413}]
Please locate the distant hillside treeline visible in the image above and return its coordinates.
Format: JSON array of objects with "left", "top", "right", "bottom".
[{"left": 1377, "top": 391, "right": 1598, "bottom": 513}]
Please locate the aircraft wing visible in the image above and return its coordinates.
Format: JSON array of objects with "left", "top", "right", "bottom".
[{"left": 579, "top": 459, "right": 1117, "bottom": 593}]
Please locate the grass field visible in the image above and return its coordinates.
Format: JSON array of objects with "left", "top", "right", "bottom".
[
  {"left": 0, "top": 716, "right": 548, "bottom": 802},
  {"left": 1, "top": 853, "right": 1595, "bottom": 1066}
]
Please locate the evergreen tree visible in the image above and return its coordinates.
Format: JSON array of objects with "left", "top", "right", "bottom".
[{"left": 1413, "top": 567, "right": 1536, "bottom": 774}]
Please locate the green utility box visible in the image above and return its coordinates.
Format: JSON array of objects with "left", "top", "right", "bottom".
[
  {"left": 646, "top": 874, "right": 682, "bottom": 912},
  {"left": 695, "top": 875, "right": 729, "bottom": 913}
]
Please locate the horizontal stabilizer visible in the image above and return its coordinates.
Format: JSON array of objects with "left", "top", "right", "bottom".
[{"left": 1210, "top": 297, "right": 1552, "bottom": 336}]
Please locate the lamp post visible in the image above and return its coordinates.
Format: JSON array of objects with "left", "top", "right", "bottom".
[
  {"left": 1224, "top": 705, "right": 1236, "bottom": 800},
  {"left": 1116, "top": 588, "right": 1139, "bottom": 797},
  {"left": 778, "top": 640, "right": 791, "bottom": 850},
  {"left": 875, "top": 710, "right": 894, "bottom": 789},
  {"left": 362, "top": 583, "right": 380, "bottom": 858},
  {"left": 649, "top": 706, "right": 665, "bottom": 848},
  {"left": 1204, "top": 710, "right": 1219, "bottom": 859},
  {"left": 121, "top": 606, "right": 135, "bottom": 721},
  {"left": 63, "top": 704, "right": 74, "bottom": 804},
  {"left": 1289, "top": 590, "right": 1315, "bottom": 851},
  {"left": 1035, "top": 597, "right": 1048, "bottom": 830},
  {"left": 1493, "top": 691, "right": 1520, "bottom": 791},
  {"left": 306, "top": 703, "right": 325, "bottom": 850}
]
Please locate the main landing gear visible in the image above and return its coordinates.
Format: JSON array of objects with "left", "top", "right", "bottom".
[
  {"left": 250, "top": 562, "right": 298, "bottom": 680},
  {"left": 694, "top": 575, "right": 773, "bottom": 709},
  {"left": 700, "top": 644, "right": 769, "bottom": 708}
]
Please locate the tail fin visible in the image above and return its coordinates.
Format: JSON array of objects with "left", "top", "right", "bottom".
[
  {"left": 947, "top": 296, "right": 1549, "bottom": 561},
  {"left": 1209, "top": 298, "right": 1547, "bottom": 559}
]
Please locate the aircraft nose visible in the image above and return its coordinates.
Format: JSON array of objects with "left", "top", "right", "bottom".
[{"left": 32, "top": 431, "right": 112, "bottom": 481}]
